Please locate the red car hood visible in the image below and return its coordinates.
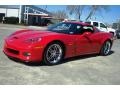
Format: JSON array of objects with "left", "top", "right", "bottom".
[
  {"left": 7, "top": 30, "right": 59, "bottom": 40},
  {"left": 5, "top": 30, "right": 59, "bottom": 47},
  {"left": 13, "top": 30, "right": 58, "bottom": 38}
]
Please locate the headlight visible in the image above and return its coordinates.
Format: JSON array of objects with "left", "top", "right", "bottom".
[{"left": 24, "top": 37, "right": 42, "bottom": 43}]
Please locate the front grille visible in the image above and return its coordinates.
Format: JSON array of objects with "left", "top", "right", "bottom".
[{"left": 7, "top": 48, "right": 19, "bottom": 55}]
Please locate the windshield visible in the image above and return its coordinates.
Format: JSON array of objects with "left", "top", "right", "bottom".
[{"left": 48, "top": 22, "right": 73, "bottom": 33}]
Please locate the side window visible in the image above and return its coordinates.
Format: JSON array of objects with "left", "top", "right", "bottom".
[
  {"left": 52, "top": 23, "right": 72, "bottom": 31},
  {"left": 82, "top": 26, "right": 94, "bottom": 33},
  {"left": 93, "top": 22, "right": 98, "bottom": 27},
  {"left": 72, "top": 24, "right": 82, "bottom": 34},
  {"left": 76, "top": 25, "right": 81, "bottom": 30},
  {"left": 100, "top": 23, "right": 107, "bottom": 28}
]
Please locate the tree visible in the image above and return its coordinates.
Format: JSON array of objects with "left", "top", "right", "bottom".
[
  {"left": 52, "top": 10, "right": 68, "bottom": 20},
  {"left": 118, "top": 20, "right": 120, "bottom": 30},
  {"left": 66, "top": 5, "right": 85, "bottom": 21},
  {"left": 85, "top": 5, "right": 109, "bottom": 21},
  {"left": 66, "top": 5, "right": 109, "bottom": 21},
  {"left": 112, "top": 23, "right": 118, "bottom": 29},
  {"left": 116, "top": 19, "right": 120, "bottom": 30}
]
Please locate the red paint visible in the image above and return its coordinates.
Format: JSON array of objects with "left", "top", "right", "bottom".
[{"left": 3, "top": 22, "right": 114, "bottom": 63}]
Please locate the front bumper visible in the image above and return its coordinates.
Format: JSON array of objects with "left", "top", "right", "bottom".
[{"left": 3, "top": 41, "right": 44, "bottom": 62}]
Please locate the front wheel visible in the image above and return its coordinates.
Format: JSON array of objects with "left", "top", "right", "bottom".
[
  {"left": 100, "top": 41, "right": 112, "bottom": 56},
  {"left": 43, "top": 43, "right": 64, "bottom": 65}
]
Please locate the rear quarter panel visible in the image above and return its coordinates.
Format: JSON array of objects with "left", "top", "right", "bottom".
[{"left": 99, "top": 32, "right": 113, "bottom": 48}]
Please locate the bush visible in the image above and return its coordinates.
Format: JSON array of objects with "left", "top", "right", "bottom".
[{"left": 4, "top": 17, "right": 19, "bottom": 24}]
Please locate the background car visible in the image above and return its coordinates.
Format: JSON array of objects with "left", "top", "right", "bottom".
[
  {"left": 85, "top": 21, "right": 116, "bottom": 37},
  {"left": 116, "top": 29, "right": 120, "bottom": 39},
  {"left": 3, "top": 22, "right": 114, "bottom": 65}
]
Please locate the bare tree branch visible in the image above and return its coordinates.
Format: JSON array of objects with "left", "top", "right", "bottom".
[
  {"left": 52, "top": 10, "right": 68, "bottom": 20},
  {"left": 66, "top": 5, "right": 85, "bottom": 21},
  {"left": 85, "top": 5, "right": 109, "bottom": 21}
]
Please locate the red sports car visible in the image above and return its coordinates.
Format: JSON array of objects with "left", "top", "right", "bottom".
[{"left": 3, "top": 22, "right": 114, "bottom": 65}]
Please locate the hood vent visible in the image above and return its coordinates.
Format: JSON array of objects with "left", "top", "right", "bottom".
[{"left": 13, "top": 36, "right": 18, "bottom": 39}]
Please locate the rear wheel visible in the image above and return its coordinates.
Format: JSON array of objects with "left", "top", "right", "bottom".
[
  {"left": 100, "top": 41, "right": 111, "bottom": 56},
  {"left": 43, "top": 43, "right": 64, "bottom": 65}
]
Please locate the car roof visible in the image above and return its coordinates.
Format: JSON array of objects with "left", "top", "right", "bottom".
[
  {"left": 85, "top": 20, "right": 103, "bottom": 23},
  {"left": 65, "top": 21, "right": 91, "bottom": 26}
]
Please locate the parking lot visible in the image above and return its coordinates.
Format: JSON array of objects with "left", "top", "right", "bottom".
[{"left": 0, "top": 24, "right": 120, "bottom": 85}]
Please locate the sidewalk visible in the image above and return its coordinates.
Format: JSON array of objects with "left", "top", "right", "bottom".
[
  {"left": 0, "top": 23, "right": 47, "bottom": 30},
  {"left": 28, "top": 26, "right": 47, "bottom": 30}
]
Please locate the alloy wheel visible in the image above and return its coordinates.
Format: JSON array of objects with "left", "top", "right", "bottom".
[
  {"left": 45, "top": 43, "right": 63, "bottom": 64},
  {"left": 103, "top": 41, "right": 111, "bottom": 55}
]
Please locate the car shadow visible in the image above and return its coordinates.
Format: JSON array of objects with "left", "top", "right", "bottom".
[
  {"left": 7, "top": 56, "right": 43, "bottom": 66},
  {"left": 7, "top": 50, "right": 114, "bottom": 66},
  {"left": 59, "top": 50, "right": 114, "bottom": 65},
  {"left": 107, "top": 50, "right": 114, "bottom": 55}
]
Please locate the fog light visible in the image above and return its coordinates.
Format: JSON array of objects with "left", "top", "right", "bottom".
[{"left": 23, "top": 52, "right": 31, "bottom": 56}]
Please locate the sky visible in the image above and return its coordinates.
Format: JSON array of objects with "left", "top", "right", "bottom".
[{"left": 38, "top": 5, "right": 120, "bottom": 24}]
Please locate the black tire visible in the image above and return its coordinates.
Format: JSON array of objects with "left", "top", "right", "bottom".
[
  {"left": 110, "top": 32, "right": 114, "bottom": 36},
  {"left": 117, "top": 35, "right": 120, "bottom": 39},
  {"left": 43, "top": 42, "right": 64, "bottom": 65},
  {"left": 100, "top": 40, "right": 111, "bottom": 56}
]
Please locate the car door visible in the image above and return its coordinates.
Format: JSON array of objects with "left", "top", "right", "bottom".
[{"left": 71, "top": 24, "right": 95, "bottom": 56}]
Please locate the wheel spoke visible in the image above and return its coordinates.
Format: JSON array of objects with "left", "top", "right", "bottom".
[
  {"left": 47, "top": 54, "right": 54, "bottom": 61},
  {"left": 46, "top": 44, "right": 63, "bottom": 64},
  {"left": 54, "top": 45, "right": 58, "bottom": 51},
  {"left": 48, "top": 48, "right": 54, "bottom": 53},
  {"left": 104, "top": 41, "right": 111, "bottom": 55}
]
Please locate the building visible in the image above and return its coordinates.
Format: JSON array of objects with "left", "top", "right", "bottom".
[{"left": 0, "top": 5, "right": 52, "bottom": 25}]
